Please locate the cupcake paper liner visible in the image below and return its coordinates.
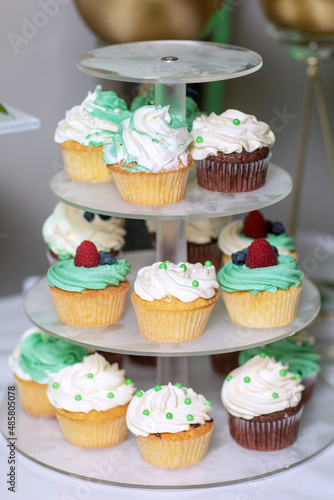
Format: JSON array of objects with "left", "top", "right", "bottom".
[
  {"left": 228, "top": 404, "right": 303, "bottom": 451},
  {"left": 14, "top": 375, "right": 55, "bottom": 417},
  {"left": 49, "top": 281, "right": 129, "bottom": 327},
  {"left": 220, "top": 284, "right": 302, "bottom": 328},
  {"left": 60, "top": 140, "right": 113, "bottom": 182},
  {"left": 136, "top": 424, "right": 213, "bottom": 468},
  {"left": 301, "top": 371, "right": 319, "bottom": 403},
  {"left": 195, "top": 156, "right": 270, "bottom": 192},
  {"left": 210, "top": 351, "right": 240, "bottom": 376},
  {"left": 187, "top": 240, "right": 223, "bottom": 271},
  {"left": 53, "top": 405, "right": 128, "bottom": 448},
  {"left": 131, "top": 290, "right": 219, "bottom": 342}
]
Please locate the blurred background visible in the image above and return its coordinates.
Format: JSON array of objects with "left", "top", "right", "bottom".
[{"left": 1, "top": 0, "right": 334, "bottom": 296}]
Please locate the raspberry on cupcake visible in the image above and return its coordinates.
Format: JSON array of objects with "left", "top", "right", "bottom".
[
  {"left": 218, "top": 210, "right": 296, "bottom": 264},
  {"left": 47, "top": 240, "right": 131, "bottom": 327},
  {"left": 218, "top": 239, "right": 304, "bottom": 328},
  {"left": 189, "top": 109, "right": 275, "bottom": 192}
]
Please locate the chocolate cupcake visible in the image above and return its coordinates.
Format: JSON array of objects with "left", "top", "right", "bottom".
[{"left": 189, "top": 110, "right": 275, "bottom": 192}]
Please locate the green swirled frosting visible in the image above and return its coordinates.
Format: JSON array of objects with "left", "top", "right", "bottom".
[
  {"left": 84, "top": 89, "right": 130, "bottom": 127},
  {"left": 238, "top": 335, "right": 321, "bottom": 378},
  {"left": 19, "top": 332, "right": 88, "bottom": 383},
  {"left": 218, "top": 255, "right": 304, "bottom": 295},
  {"left": 47, "top": 259, "right": 131, "bottom": 292},
  {"left": 238, "top": 228, "right": 295, "bottom": 251}
]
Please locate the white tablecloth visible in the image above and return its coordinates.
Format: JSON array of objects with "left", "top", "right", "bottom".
[{"left": 1, "top": 292, "right": 334, "bottom": 500}]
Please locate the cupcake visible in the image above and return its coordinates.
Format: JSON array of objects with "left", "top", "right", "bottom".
[
  {"left": 9, "top": 327, "right": 88, "bottom": 417},
  {"left": 145, "top": 217, "right": 230, "bottom": 270},
  {"left": 218, "top": 239, "right": 304, "bottom": 328},
  {"left": 47, "top": 240, "right": 131, "bottom": 327},
  {"left": 238, "top": 330, "right": 321, "bottom": 403},
  {"left": 221, "top": 354, "right": 304, "bottom": 451},
  {"left": 42, "top": 202, "right": 126, "bottom": 265},
  {"left": 103, "top": 105, "right": 193, "bottom": 206},
  {"left": 218, "top": 210, "right": 297, "bottom": 265},
  {"left": 126, "top": 382, "right": 213, "bottom": 468},
  {"left": 55, "top": 86, "right": 130, "bottom": 182},
  {"left": 47, "top": 353, "right": 136, "bottom": 448},
  {"left": 130, "top": 86, "right": 201, "bottom": 131},
  {"left": 210, "top": 351, "right": 240, "bottom": 377},
  {"left": 131, "top": 260, "right": 219, "bottom": 342},
  {"left": 189, "top": 109, "right": 275, "bottom": 192}
]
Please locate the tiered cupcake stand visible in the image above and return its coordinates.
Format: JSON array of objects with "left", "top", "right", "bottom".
[{"left": 1, "top": 41, "right": 334, "bottom": 489}]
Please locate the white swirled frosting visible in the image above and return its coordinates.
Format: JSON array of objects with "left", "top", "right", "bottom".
[
  {"left": 47, "top": 353, "right": 136, "bottom": 413},
  {"left": 42, "top": 202, "right": 126, "bottom": 258},
  {"left": 189, "top": 109, "right": 275, "bottom": 160},
  {"left": 221, "top": 355, "right": 304, "bottom": 420},
  {"left": 146, "top": 217, "right": 231, "bottom": 245},
  {"left": 218, "top": 219, "right": 294, "bottom": 257},
  {"left": 126, "top": 382, "right": 213, "bottom": 437},
  {"left": 103, "top": 105, "right": 192, "bottom": 173},
  {"left": 134, "top": 261, "right": 218, "bottom": 302}
]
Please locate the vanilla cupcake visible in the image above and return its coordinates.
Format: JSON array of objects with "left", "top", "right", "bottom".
[
  {"left": 55, "top": 86, "right": 130, "bottom": 182},
  {"left": 126, "top": 382, "right": 213, "bottom": 468},
  {"left": 9, "top": 327, "right": 88, "bottom": 417},
  {"left": 103, "top": 105, "right": 192, "bottom": 205},
  {"left": 189, "top": 109, "right": 275, "bottom": 192},
  {"left": 221, "top": 354, "right": 304, "bottom": 451},
  {"left": 42, "top": 202, "right": 126, "bottom": 265},
  {"left": 47, "top": 353, "right": 136, "bottom": 448},
  {"left": 131, "top": 260, "right": 219, "bottom": 342}
]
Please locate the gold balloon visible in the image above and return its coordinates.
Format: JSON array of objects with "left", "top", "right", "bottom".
[
  {"left": 260, "top": 0, "right": 334, "bottom": 35},
  {"left": 74, "top": 0, "right": 224, "bottom": 44}
]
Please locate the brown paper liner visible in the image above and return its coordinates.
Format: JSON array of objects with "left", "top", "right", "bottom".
[
  {"left": 136, "top": 421, "right": 213, "bottom": 468},
  {"left": 220, "top": 284, "right": 302, "bottom": 328},
  {"left": 14, "top": 375, "right": 55, "bottom": 417},
  {"left": 228, "top": 403, "right": 303, "bottom": 451},
  {"left": 53, "top": 404, "right": 128, "bottom": 448},
  {"left": 210, "top": 352, "right": 240, "bottom": 376},
  {"left": 131, "top": 290, "right": 219, "bottom": 342},
  {"left": 60, "top": 140, "right": 113, "bottom": 182},
  {"left": 49, "top": 281, "right": 129, "bottom": 327},
  {"left": 195, "top": 156, "right": 270, "bottom": 192},
  {"left": 301, "top": 372, "right": 318, "bottom": 403},
  {"left": 106, "top": 155, "right": 192, "bottom": 206}
]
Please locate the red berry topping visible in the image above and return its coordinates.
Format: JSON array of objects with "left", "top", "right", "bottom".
[
  {"left": 242, "top": 211, "right": 268, "bottom": 239},
  {"left": 74, "top": 240, "right": 100, "bottom": 268},
  {"left": 245, "top": 239, "right": 278, "bottom": 269}
]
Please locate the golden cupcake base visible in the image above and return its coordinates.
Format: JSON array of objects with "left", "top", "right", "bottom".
[
  {"left": 14, "top": 375, "right": 55, "bottom": 417},
  {"left": 60, "top": 140, "right": 113, "bottom": 182}
]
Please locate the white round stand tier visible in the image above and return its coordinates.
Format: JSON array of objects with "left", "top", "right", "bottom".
[
  {"left": 24, "top": 250, "right": 320, "bottom": 356},
  {"left": 50, "top": 164, "right": 292, "bottom": 219},
  {"left": 1, "top": 357, "right": 333, "bottom": 489}
]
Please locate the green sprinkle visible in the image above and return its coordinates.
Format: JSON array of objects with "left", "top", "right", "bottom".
[
  {"left": 184, "top": 398, "right": 191, "bottom": 405},
  {"left": 272, "top": 392, "right": 279, "bottom": 399},
  {"left": 180, "top": 264, "right": 187, "bottom": 270},
  {"left": 159, "top": 263, "right": 167, "bottom": 269},
  {"left": 75, "top": 394, "right": 82, "bottom": 401},
  {"left": 260, "top": 352, "right": 267, "bottom": 358},
  {"left": 205, "top": 401, "right": 212, "bottom": 407},
  {"left": 233, "top": 118, "right": 240, "bottom": 125},
  {"left": 186, "top": 414, "right": 194, "bottom": 422},
  {"left": 205, "top": 261, "right": 212, "bottom": 267},
  {"left": 143, "top": 409, "right": 150, "bottom": 416},
  {"left": 280, "top": 369, "right": 287, "bottom": 377},
  {"left": 192, "top": 280, "right": 199, "bottom": 287},
  {"left": 226, "top": 375, "right": 232, "bottom": 382},
  {"left": 196, "top": 136, "right": 203, "bottom": 143},
  {"left": 166, "top": 412, "right": 173, "bottom": 419},
  {"left": 175, "top": 383, "right": 182, "bottom": 388},
  {"left": 52, "top": 382, "right": 59, "bottom": 389},
  {"left": 295, "top": 373, "right": 302, "bottom": 380},
  {"left": 244, "top": 377, "right": 251, "bottom": 383},
  {"left": 125, "top": 379, "right": 133, "bottom": 385},
  {"left": 108, "top": 392, "right": 114, "bottom": 399},
  {"left": 165, "top": 260, "right": 171, "bottom": 265},
  {"left": 136, "top": 390, "right": 143, "bottom": 397},
  {"left": 183, "top": 388, "right": 187, "bottom": 395},
  {"left": 154, "top": 385, "right": 162, "bottom": 392},
  {"left": 87, "top": 373, "right": 94, "bottom": 378}
]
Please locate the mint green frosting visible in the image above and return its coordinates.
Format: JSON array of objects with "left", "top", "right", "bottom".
[
  {"left": 218, "top": 255, "right": 304, "bottom": 295},
  {"left": 238, "top": 228, "right": 295, "bottom": 251},
  {"left": 84, "top": 89, "right": 130, "bottom": 126},
  {"left": 47, "top": 259, "right": 131, "bottom": 292},
  {"left": 130, "top": 88, "right": 201, "bottom": 131},
  {"left": 19, "top": 332, "right": 88, "bottom": 383},
  {"left": 239, "top": 335, "right": 321, "bottom": 377}
]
